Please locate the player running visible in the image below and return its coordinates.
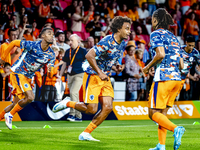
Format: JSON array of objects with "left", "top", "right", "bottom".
[
  {"left": 143, "top": 8, "right": 185, "bottom": 150},
  {"left": 0, "top": 27, "right": 55, "bottom": 130},
  {"left": 52, "top": 16, "right": 131, "bottom": 141}
]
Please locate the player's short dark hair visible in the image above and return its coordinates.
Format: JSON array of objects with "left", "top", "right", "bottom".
[
  {"left": 186, "top": 36, "right": 195, "bottom": 43},
  {"left": 110, "top": 16, "right": 132, "bottom": 33},
  {"left": 39, "top": 27, "right": 53, "bottom": 37},
  {"left": 4, "top": 62, "right": 11, "bottom": 68},
  {"left": 153, "top": 8, "right": 174, "bottom": 30},
  {"left": 8, "top": 28, "right": 17, "bottom": 36}
]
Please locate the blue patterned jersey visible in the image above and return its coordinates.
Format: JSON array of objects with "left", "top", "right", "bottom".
[
  {"left": 180, "top": 45, "right": 200, "bottom": 80},
  {"left": 82, "top": 34, "right": 126, "bottom": 75},
  {"left": 150, "top": 29, "right": 182, "bottom": 82},
  {"left": 11, "top": 40, "right": 55, "bottom": 79}
]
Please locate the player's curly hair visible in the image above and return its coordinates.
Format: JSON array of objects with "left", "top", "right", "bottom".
[
  {"left": 153, "top": 8, "right": 174, "bottom": 30},
  {"left": 110, "top": 16, "right": 132, "bottom": 33}
]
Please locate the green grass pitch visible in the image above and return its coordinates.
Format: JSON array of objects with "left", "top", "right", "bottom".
[{"left": 0, "top": 119, "right": 199, "bottom": 150}]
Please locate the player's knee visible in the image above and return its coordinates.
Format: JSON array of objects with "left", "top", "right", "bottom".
[
  {"left": 27, "top": 94, "right": 35, "bottom": 103},
  {"left": 103, "top": 104, "right": 113, "bottom": 114}
]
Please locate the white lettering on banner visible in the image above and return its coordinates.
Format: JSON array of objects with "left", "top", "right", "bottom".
[
  {"left": 115, "top": 105, "right": 148, "bottom": 116},
  {"left": 167, "top": 105, "right": 182, "bottom": 116},
  {"left": 115, "top": 104, "right": 194, "bottom": 117},
  {"left": 167, "top": 104, "right": 193, "bottom": 116},
  {"left": 179, "top": 104, "right": 193, "bottom": 116}
]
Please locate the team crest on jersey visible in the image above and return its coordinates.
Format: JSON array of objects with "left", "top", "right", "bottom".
[
  {"left": 24, "top": 83, "right": 29, "bottom": 88},
  {"left": 89, "top": 95, "right": 94, "bottom": 101},
  {"left": 189, "top": 57, "right": 194, "bottom": 62}
]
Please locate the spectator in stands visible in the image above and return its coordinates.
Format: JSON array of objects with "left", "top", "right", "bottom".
[
  {"left": 169, "top": 12, "right": 178, "bottom": 36},
  {"left": 51, "top": 0, "right": 63, "bottom": 19},
  {"left": 0, "top": 63, "right": 11, "bottom": 101},
  {"left": 15, "top": 6, "right": 26, "bottom": 27},
  {"left": 127, "top": 4, "right": 139, "bottom": 22},
  {"left": 79, "top": 0, "right": 84, "bottom": 17},
  {"left": 20, "top": 0, "right": 33, "bottom": 14},
  {"left": 38, "top": 0, "right": 51, "bottom": 28},
  {"left": 156, "top": 0, "right": 166, "bottom": 8},
  {"left": 11, "top": 13, "right": 18, "bottom": 28},
  {"left": 60, "top": 34, "right": 87, "bottom": 122},
  {"left": 0, "top": 3, "right": 9, "bottom": 27},
  {"left": 135, "top": 49, "right": 146, "bottom": 101},
  {"left": 116, "top": 4, "right": 128, "bottom": 17},
  {"left": 56, "top": 30, "right": 70, "bottom": 51},
  {"left": 84, "top": 4, "right": 95, "bottom": 23},
  {"left": 129, "top": 30, "right": 137, "bottom": 46},
  {"left": 99, "top": 1, "right": 109, "bottom": 18},
  {"left": 31, "top": 0, "right": 43, "bottom": 8},
  {"left": 107, "top": 1, "right": 118, "bottom": 19},
  {"left": 182, "top": 12, "right": 199, "bottom": 42},
  {"left": 19, "top": 24, "right": 36, "bottom": 41},
  {"left": 32, "top": 20, "right": 40, "bottom": 38},
  {"left": 86, "top": 11, "right": 102, "bottom": 42},
  {"left": 138, "top": 2, "right": 150, "bottom": 25},
  {"left": 7, "top": 0, "right": 16, "bottom": 14},
  {"left": 101, "top": 16, "right": 112, "bottom": 36},
  {"left": 71, "top": 6, "right": 90, "bottom": 32},
  {"left": 174, "top": 3, "right": 182, "bottom": 36},
  {"left": 18, "top": 14, "right": 29, "bottom": 32},
  {"left": 147, "top": 0, "right": 156, "bottom": 16},
  {"left": 124, "top": 41, "right": 141, "bottom": 101},
  {"left": 86, "top": 36, "right": 94, "bottom": 51},
  {"left": 0, "top": 28, "right": 20, "bottom": 65},
  {"left": 64, "top": 29, "right": 73, "bottom": 43},
  {"left": 4, "top": 20, "right": 15, "bottom": 40},
  {"left": 63, "top": 0, "right": 78, "bottom": 28},
  {"left": 180, "top": 0, "right": 190, "bottom": 15},
  {"left": 136, "top": 39, "right": 150, "bottom": 64}
]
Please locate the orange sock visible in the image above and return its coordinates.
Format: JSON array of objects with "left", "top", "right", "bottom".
[
  {"left": 152, "top": 112, "right": 177, "bottom": 132},
  {"left": 10, "top": 103, "right": 23, "bottom": 116},
  {"left": 66, "top": 101, "right": 77, "bottom": 109},
  {"left": 84, "top": 122, "right": 97, "bottom": 133},
  {"left": 0, "top": 110, "right": 6, "bottom": 120},
  {"left": 158, "top": 125, "right": 167, "bottom": 145}
]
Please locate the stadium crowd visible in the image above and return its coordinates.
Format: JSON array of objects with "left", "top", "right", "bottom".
[{"left": 0, "top": 0, "right": 200, "bottom": 102}]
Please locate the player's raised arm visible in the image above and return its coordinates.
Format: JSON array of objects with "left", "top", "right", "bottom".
[
  {"left": 0, "top": 40, "right": 21, "bottom": 64},
  {"left": 85, "top": 48, "right": 108, "bottom": 81}
]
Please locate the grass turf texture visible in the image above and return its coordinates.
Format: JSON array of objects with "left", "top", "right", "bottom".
[{"left": 0, "top": 119, "right": 199, "bottom": 150}]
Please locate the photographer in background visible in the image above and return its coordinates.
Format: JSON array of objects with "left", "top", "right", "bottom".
[{"left": 19, "top": 24, "right": 36, "bottom": 41}]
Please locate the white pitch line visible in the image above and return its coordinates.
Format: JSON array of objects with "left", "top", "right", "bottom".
[{"left": 0, "top": 123, "right": 195, "bottom": 129}]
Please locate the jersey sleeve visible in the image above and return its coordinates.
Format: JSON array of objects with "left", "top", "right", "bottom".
[
  {"left": 93, "top": 38, "right": 109, "bottom": 57},
  {"left": 150, "top": 31, "right": 164, "bottom": 50},
  {"left": 20, "top": 40, "right": 34, "bottom": 51}
]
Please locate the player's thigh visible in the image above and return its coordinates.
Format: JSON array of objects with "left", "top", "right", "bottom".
[
  {"left": 167, "top": 81, "right": 183, "bottom": 107},
  {"left": 24, "top": 90, "right": 35, "bottom": 101}
]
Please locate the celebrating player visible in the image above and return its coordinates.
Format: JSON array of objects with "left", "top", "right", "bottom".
[
  {"left": 52, "top": 16, "right": 131, "bottom": 141},
  {"left": 0, "top": 27, "right": 55, "bottom": 130},
  {"left": 143, "top": 8, "right": 185, "bottom": 150}
]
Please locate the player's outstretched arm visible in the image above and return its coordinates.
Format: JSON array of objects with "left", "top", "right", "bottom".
[
  {"left": 86, "top": 48, "right": 109, "bottom": 81},
  {"left": 1, "top": 40, "right": 21, "bottom": 61}
]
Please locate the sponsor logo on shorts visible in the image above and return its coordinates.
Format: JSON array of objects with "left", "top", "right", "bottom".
[
  {"left": 24, "top": 83, "right": 29, "bottom": 88},
  {"left": 89, "top": 95, "right": 94, "bottom": 101}
]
